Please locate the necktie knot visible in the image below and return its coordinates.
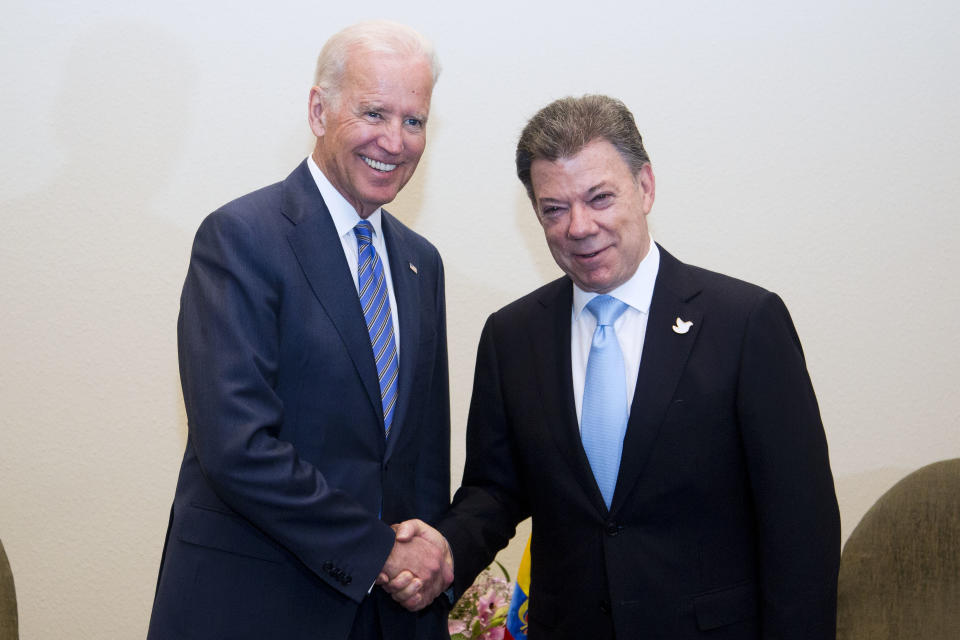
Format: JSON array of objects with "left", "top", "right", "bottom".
[
  {"left": 586, "top": 294, "right": 629, "bottom": 327},
  {"left": 354, "top": 220, "right": 374, "bottom": 247}
]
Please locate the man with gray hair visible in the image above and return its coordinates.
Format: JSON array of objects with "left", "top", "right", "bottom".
[
  {"left": 148, "top": 21, "right": 452, "bottom": 640},
  {"left": 391, "top": 94, "right": 840, "bottom": 638}
]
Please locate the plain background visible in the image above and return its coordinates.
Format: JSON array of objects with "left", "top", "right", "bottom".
[{"left": 2, "top": 1, "right": 958, "bottom": 637}]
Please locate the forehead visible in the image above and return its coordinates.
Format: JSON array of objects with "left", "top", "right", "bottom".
[
  {"left": 531, "top": 138, "right": 634, "bottom": 196},
  {"left": 340, "top": 52, "right": 433, "bottom": 111}
]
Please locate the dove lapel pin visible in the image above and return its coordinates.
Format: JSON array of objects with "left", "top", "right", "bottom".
[{"left": 672, "top": 317, "right": 693, "bottom": 334}]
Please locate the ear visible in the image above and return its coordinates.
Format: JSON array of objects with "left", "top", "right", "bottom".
[
  {"left": 637, "top": 163, "right": 656, "bottom": 215},
  {"left": 307, "top": 86, "right": 326, "bottom": 137}
]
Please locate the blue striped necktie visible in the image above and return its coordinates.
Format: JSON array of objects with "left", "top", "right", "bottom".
[
  {"left": 354, "top": 221, "right": 399, "bottom": 437},
  {"left": 580, "top": 294, "right": 630, "bottom": 508}
]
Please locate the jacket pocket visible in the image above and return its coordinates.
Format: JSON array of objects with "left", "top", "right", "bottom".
[
  {"left": 178, "top": 503, "right": 284, "bottom": 563},
  {"left": 692, "top": 581, "right": 758, "bottom": 630}
]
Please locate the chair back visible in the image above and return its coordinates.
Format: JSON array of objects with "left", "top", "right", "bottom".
[{"left": 837, "top": 458, "right": 960, "bottom": 639}]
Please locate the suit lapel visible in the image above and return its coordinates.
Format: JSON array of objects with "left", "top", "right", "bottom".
[
  {"left": 280, "top": 162, "right": 384, "bottom": 440},
  {"left": 381, "top": 212, "right": 420, "bottom": 460},
  {"left": 611, "top": 245, "right": 702, "bottom": 514},
  {"left": 528, "top": 278, "right": 611, "bottom": 514}
]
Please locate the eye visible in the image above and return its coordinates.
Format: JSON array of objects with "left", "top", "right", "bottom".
[
  {"left": 365, "top": 111, "right": 383, "bottom": 120},
  {"left": 590, "top": 193, "right": 613, "bottom": 207},
  {"left": 404, "top": 117, "right": 424, "bottom": 129},
  {"left": 540, "top": 205, "right": 565, "bottom": 217}
]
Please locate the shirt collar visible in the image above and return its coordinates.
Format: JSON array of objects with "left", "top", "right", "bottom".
[
  {"left": 307, "top": 155, "right": 384, "bottom": 240},
  {"left": 572, "top": 238, "right": 660, "bottom": 319}
]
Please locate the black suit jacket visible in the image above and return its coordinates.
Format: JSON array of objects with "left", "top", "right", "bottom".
[
  {"left": 148, "top": 161, "right": 451, "bottom": 639},
  {"left": 438, "top": 245, "right": 839, "bottom": 639}
]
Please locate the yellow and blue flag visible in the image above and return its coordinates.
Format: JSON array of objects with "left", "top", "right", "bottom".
[{"left": 504, "top": 537, "right": 530, "bottom": 640}]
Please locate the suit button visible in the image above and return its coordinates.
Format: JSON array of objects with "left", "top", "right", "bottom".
[
  {"left": 605, "top": 521, "right": 620, "bottom": 536},
  {"left": 599, "top": 600, "right": 611, "bottom": 615}
]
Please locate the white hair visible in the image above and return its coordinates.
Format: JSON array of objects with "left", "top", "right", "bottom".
[{"left": 313, "top": 21, "right": 440, "bottom": 105}]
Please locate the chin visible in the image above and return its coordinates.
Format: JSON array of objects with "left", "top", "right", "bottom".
[
  {"left": 363, "top": 189, "right": 399, "bottom": 207},
  {"left": 571, "top": 272, "right": 607, "bottom": 292}
]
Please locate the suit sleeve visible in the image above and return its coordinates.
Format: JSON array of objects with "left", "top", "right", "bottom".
[
  {"left": 736, "top": 291, "right": 840, "bottom": 638},
  {"left": 438, "top": 313, "right": 530, "bottom": 598},
  {"left": 178, "top": 210, "right": 395, "bottom": 603}
]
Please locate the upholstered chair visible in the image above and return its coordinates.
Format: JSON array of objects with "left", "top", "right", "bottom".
[
  {"left": 837, "top": 458, "right": 960, "bottom": 639},
  {"left": 0, "top": 538, "right": 17, "bottom": 640}
]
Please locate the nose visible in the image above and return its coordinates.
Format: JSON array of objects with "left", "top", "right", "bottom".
[
  {"left": 378, "top": 120, "right": 404, "bottom": 155},
  {"left": 567, "top": 202, "right": 597, "bottom": 239}
]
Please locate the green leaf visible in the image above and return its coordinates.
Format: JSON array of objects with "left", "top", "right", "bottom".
[{"left": 492, "top": 559, "right": 511, "bottom": 582}]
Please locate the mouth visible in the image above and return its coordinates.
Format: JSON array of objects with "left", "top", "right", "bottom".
[
  {"left": 362, "top": 156, "right": 398, "bottom": 173},
  {"left": 574, "top": 246, "right": 609, "bottom": 260}
]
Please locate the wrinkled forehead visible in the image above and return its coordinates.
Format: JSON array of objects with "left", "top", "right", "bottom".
[
  {"left": 532, "top": 139, "right": 636, "bottom": 192},
  {"left": 340, "top": 52, "right": 434, "bottom": 104}
]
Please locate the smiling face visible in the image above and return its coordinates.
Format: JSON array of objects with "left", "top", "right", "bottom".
[
  {"left": 531, "top": 138, "right": 655, "bottom": 293},
  {"left": 309, "top": 49, "right": 433, "bottom": 218}
]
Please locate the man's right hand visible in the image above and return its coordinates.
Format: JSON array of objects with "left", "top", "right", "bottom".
[{"left": 376, "top": 519, "right": 454, "bottom": 611}]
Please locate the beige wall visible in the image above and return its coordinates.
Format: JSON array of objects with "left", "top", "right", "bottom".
[{"left": 2, "top": 1, "right": 958, "bottom": 637}]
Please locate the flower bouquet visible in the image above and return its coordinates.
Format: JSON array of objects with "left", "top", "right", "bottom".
[{"left": 447, "top": 562, "right": 512, "bottom": 640}]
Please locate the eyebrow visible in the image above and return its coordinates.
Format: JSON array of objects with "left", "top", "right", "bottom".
[
  {"left": 357, "top": 101, "right": 428, "bottom": 124},
  {"left": 538, "top": 182, "right": 611, "bottom": 203},
  {"left": 537, "top": 196, "right": 565, "bottom": 206},
  {"left": 358, "top": 101, "right": 387, "bottom": 113},
  {"left": 584, "top": 182, "right": 612, "bottom": 195}
]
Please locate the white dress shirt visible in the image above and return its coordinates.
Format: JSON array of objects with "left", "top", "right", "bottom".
[
  {"left": 307, "top": 155, "right": 401, "bottom": 358},
  {"left": 571, "top": 239, "right": 660, "bottom": 426}
]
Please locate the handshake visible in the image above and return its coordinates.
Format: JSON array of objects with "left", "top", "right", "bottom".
[{"left": 376, "top": 519, "right": 454, "bottom": 611}]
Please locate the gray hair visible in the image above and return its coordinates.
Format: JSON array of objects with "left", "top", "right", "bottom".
[
  {"left": 314, "top": 21, "right": 440, "bottom": 106},
  {"left": 516, "top": 95, "right": 650, "bottom": 204}
]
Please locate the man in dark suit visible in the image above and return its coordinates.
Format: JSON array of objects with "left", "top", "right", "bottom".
[
  {"left": 390, "top": 95, "right": 840, "bottom": 638},
  {"left": 147, "top": 21, "right": 453, "bottom": 640}
]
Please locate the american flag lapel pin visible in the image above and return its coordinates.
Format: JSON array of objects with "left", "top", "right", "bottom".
[{"left": 409, "top": 262, "right": 418, "bottom": 274}]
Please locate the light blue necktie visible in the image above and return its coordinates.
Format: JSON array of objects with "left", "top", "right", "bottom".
[
  {"left": 580, "top": 294, "right": 630, "bottom": 508},
  {"left": 355, "top": 221, "right": 399, "bottom": 437}
]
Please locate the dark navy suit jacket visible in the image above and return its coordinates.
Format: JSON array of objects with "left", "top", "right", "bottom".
[
  {"left": 439, "top": 245, "right": 840, "bottom": 639},
  {"left": 148, "top": 161, "right": 451, "bottom": 639}
]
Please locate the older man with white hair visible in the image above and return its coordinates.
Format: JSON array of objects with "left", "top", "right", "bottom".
[{"left": 148, "top": 21, "right": 453, "bottom": 640}]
